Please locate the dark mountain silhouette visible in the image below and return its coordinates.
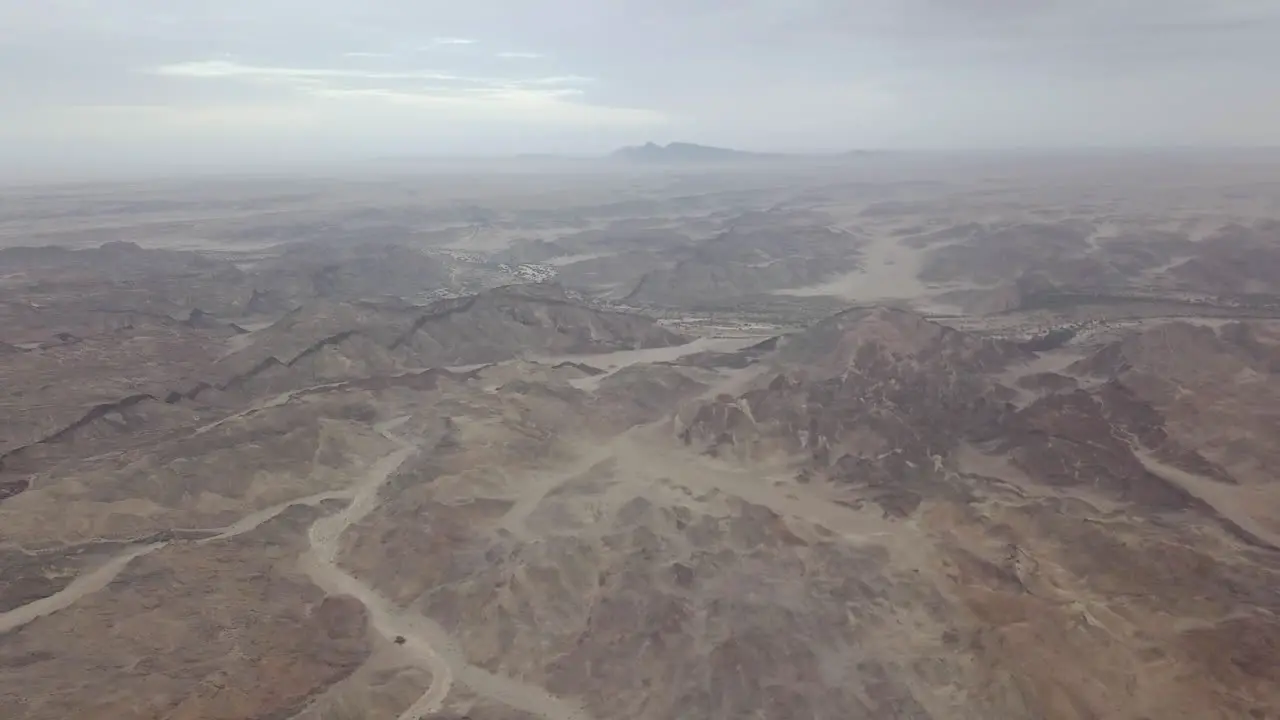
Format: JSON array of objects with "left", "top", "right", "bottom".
[{"left": 610, "top": 142, "right": 779, "bottom": 164}]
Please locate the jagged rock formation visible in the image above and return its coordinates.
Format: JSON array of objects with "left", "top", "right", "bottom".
[
  {"left": 0, "top": 283, "right": 685, "bottom": 490},
  {"left": 625, "top": 220, "right": 865, "bottom": 305},
  {"left": 248, "top": 240, "right": 456, "bottom": 306},
  {"left": 1169, "top": 221, "right": 1280, "bottom": 294},
  {"left": 217, "top": 284, "right": 686, "bottom": 395},
  {"left": 674, "top": 307, "right": 1280, "bottom": 717},
  {"left": 5, "top": 164, "right": 1280, "bottom": 720}
]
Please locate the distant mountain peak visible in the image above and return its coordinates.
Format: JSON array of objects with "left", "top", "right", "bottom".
[{"left": 610, "top": 141, "right": 772, "bottom": 163}]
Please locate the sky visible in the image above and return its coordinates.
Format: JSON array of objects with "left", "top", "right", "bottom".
[{"left": 3, "top": 0, "right": 1280, "bottom": 173}]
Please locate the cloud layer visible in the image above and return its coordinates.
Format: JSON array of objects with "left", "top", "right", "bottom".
[{"left": 3, "top": 0, "right": 1279, "bottom": 172}]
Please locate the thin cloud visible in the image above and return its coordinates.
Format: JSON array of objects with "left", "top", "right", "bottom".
[
  {"left": 9, "top": 0, "right": 1280, "bottom": 165},
  {"left": 153, "top": 60, "right": 465, "bottom": 82},
  {"left": 147, "top": 58, "right": 661, "bottom": 129},
  {"left": 308, "top": 86, "right": 582, "bottom": 104},
  {"left": 524, "top": 74, "right": 593, "bottom": 85},
  {"left": 305, "top": 86, "right": 666, "bottom": 127},
  {"left": 152, "top": 60, "right": 594, "bottom": 88}
]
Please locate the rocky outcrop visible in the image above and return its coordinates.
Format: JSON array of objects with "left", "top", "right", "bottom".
[
  {"left": 0, "top": 394, "right": 160, "bottom": 475},
  {"left": 682, "top": 307, "right": 1267, "bottom": 532},
  {"left": 248, "top": 241, "right": 455, "bottom": 305},
  {"left": 394, "top": 288, "right": 683, "bottom": 364},
  {"left": 680, "top": 308, "right": 1018, "bottom": 515},
  {"left": 624, "top": 220, "right": 865, "bottom": 305}
]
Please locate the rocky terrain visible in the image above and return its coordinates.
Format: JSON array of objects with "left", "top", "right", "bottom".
[
  {"left": 2, "top": 156, "right": 1280, "bottom": 719},
  {"left": 623, "top": 214, "right": 866, "bottom": 306}
]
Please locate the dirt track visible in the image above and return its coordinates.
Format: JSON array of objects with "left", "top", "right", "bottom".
[{"left": 298, "top": 420, "right": 594, "bottom": 720}]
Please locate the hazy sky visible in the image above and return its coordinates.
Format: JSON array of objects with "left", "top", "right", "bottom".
[{"left": 3, "top": 0, "right": 1280, "bottom": 171}]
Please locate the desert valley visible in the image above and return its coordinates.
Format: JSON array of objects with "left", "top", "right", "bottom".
[{"left": 2, "top": 150, "right": 1280, "bottom": 719}]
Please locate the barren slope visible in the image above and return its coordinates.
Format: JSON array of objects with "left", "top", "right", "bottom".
[{"left": 5, "top": 161, "right": 1280, "bottom": 720}]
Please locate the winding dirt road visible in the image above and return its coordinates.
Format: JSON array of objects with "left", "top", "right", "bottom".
[
  {"left": 298, "top": 422, "right": 593, "bottom": 720},
  {"left": 295, "top": 427, "right": 457, "bottom": 720},
  {"left": 0, "top": 541, "right": 164, "bottom": 634},
  {"left": 1, "top": 416, "right": 591, "bottom": 720}
]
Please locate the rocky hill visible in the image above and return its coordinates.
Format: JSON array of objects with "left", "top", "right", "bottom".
[
  {"left": 610, "top": 142, "right": 778, "bottom": 164},
  {"left": 5, "top": 158, "right": 1280, "bottom": 720},
  {"left": 188, "top": 283, "right": 688, "bottom": 404},
  {"left": 672, "top": 308, "right": 1280, "bottom": 717},
  {"left": 624, "top": 217, "right": 865, "bottom": 305},
  {"left": 247, "top": 239, "right": 457, "bottom": 308}
]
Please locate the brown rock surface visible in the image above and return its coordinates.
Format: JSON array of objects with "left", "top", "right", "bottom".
[
  {"left": 4, "top": 166, "right": 1280, "bottom": 720},
  {"left": 0, "top": 509, "right": 370, "bottom": 720},
  {"left": 676, "top": 308, "right": 1280, "bottom": 718}
]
